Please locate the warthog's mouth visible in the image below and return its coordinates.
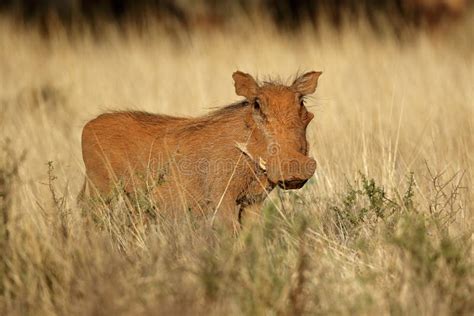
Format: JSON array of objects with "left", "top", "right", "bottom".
[
  {"left": 277, "top": 179, "right": 308, "bottom": 190},
  {"left": 235, "top": 142, "right": 313, "bottom": 190}
]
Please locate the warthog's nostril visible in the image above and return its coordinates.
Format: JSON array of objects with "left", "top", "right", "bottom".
[{"left": 277, "top": 179, "right": 308, "bottom": 190}]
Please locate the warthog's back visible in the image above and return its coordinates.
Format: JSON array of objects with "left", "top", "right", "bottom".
[{"left": 82, "top": 111, "right": 188, "bottom": 195}]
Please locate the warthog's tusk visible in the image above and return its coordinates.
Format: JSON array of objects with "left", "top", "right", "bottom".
[
  {"left": 259, "top": 157, "right": 267, "bottom": 171},
  {"left": 235, "top": 142, "right": 267, "bottom": 172}
]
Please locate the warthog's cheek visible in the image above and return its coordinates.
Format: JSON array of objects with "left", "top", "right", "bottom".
[{"left": 277, "top": 178, "right": 308, "bottom": 190}]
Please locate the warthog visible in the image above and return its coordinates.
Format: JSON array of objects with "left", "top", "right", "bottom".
[{"left": 80, "top": 70, "right": 322, "bottom": 229}]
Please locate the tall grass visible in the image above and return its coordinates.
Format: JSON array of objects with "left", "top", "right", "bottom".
[{"left": 0, "top": 13, "right": 473, "bottom": 315}]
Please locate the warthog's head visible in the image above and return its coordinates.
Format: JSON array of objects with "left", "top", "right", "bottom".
[{"left": 233, "top": 70, "right": 322, "bottom": 190}]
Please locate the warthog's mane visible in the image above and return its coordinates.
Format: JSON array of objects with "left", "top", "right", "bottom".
[
  {"left": 206, "top": 100, "right": 248, "bottom": 117},
  {"left": 259, "top": 72, "right": 307, "bottom": 88},
  {"left": 119, "top": 76, "right": 303, "bottom": 134},
  {"left": 115, "top": 100, "right": 249, "bottom": 136},
  {"left": 176, "top": 100, "right": 250, "bottom": 135},
  {"left": 121, "top": 111, "right": 186, "bottom": 125}
]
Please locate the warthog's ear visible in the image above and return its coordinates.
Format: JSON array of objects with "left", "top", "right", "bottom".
[
  {"left": 292, "top": 71, "right": 322, "bottom": 95},
  {"left": 232, "top": 71, "right": 258, "bottom": 100}
]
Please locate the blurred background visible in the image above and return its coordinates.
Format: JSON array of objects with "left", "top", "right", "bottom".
[
  {"left": 0, "top": 0, "right": 472, "bottom": 35},
  {"left": 0, "top": 2, "right": 473, "bottom": 315}
]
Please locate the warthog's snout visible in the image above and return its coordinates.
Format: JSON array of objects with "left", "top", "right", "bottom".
[
  {"left": 267, "top": 153, "right": 317, "bottom": 190},
  {"left": 277, "top": 179, "right": 308, "bottom": 190}
]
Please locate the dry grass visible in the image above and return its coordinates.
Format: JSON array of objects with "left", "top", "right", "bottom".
[{"left": 0, "top": 13, "right": 473, "bottom": 316}]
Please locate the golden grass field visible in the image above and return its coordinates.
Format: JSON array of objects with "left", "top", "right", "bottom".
[{"left": 0, "top": 12, "right": 473, "bottom": 316}]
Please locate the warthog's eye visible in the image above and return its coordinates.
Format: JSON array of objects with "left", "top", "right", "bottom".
[
  {"left": 253, "top": 98, "right": 267, "bottom": 122},
  {"left": 254, "top": 98, "right": 261, "bottom": 110}
]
